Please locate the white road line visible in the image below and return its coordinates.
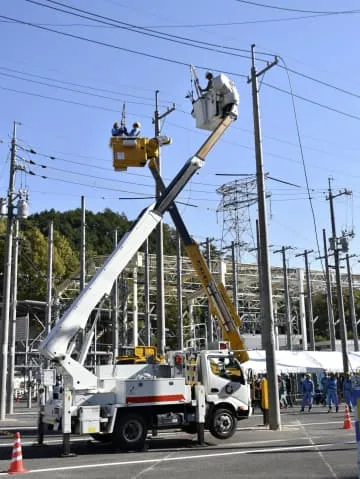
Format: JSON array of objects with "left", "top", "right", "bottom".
[
  {"left": 296, "top": 419, "right": 338, "bottom": 478},
  {"left": 0, "top": 441, "right": 353, "bottom": 476}
]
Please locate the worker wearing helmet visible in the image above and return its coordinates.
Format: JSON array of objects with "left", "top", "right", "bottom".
[
  {"left": 343, "top": 373, "right": 353, "bottom": 412},
  {"left": 111, "top": 121, "right": 128, "bottom": 136},
  {"left": 199, "top": 71, "right": 214, "bottom": 94},
  {"left": 128, "top": 121, "right": 141, "bottom": 137},
  {"left": 300, "top": 373, "right": 314, "bottom": 412},
  {"left": 327, "top": 372, "right": 339, "bottom": 413}
]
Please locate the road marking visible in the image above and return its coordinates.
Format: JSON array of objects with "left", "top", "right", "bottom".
[
  {"left": 0, "top": 441, "right": 355, "bottom": 476},
  {"left": 296, "top": 419, "right": 338, "bottom": 478}
]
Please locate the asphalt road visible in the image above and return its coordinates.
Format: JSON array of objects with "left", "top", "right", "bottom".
[{"left": 0, "top": 404, "right": 359, "bottom": 478}]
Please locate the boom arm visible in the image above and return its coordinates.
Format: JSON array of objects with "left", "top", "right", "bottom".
[
  {"left": 149, "top": 109, "right": 248, "bottom": 363},
  {"left": 39, "top": 112, "right": 236, "bottom": 391}
]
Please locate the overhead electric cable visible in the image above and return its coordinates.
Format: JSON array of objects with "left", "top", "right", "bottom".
[
  {"left": 234, "top": 0, "right": 360, "bottom": 15},
  {"left": 0, "top": 14, "right": 248, "bottom": 78},
  {"left": 22, "top": 0, "right": 256, "bottom": 61}
]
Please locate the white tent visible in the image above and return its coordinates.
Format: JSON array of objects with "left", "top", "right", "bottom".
[{"left": 243, "top": 350, "right": 360, "bottom": 374}]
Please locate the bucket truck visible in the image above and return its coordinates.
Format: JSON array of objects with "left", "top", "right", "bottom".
[{"left": 39, "top": 73, "right": 251, "bottom": 451}]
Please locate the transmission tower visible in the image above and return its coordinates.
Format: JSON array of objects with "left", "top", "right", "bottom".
[{"left": 216, "top": 176, "right": 257, "bottom": 261}]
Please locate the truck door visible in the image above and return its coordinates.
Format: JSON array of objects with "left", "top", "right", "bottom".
[{"left": 204, "top": 355, "right": 248, "bottom": 404}]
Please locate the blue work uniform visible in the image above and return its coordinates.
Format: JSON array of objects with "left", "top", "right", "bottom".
[
  {"left": 128, "top": 127, "right": 141, "bottom": 137},
  {"left": 112, "top": 125, "right": 128, "bottom": 136},
  {"left": 343, "top": 378, "right": 353, "bottom": 410},
  {"left": 301, "top": 378, "right": 314, "bottom": 410},
  {"left": 327, "top": 376, "right": 338, "bottom": 409}
]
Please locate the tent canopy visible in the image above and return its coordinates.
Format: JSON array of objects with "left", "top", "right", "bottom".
[{"left": 243, "top": 350, "right": 360, "bottom": 374}]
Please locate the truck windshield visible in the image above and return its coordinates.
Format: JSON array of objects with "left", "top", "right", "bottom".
[{"left": 208, "top": 355, "right": 245, "bottom": 383}]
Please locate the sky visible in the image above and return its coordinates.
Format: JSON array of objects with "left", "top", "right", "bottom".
[{"left": 0, "top": 0, "right": 359, "bottom": 274}]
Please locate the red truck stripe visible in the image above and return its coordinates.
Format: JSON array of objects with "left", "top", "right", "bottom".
[{"left": 126, "top": 394, "right": 185, "bottom": 404}]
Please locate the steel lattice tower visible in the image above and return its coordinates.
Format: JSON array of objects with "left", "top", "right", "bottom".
[{"left": 216, "top": 176, "right": 258, "bottom": 261}]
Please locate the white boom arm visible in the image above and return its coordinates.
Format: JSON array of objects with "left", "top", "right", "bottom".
[{"left": 39, "top": 91, "right": 238, "bottom": 391}]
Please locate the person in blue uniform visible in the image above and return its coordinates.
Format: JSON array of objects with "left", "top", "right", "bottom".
[
  {"left": 127, "top": 121, "right": 141, "bottom": 137},
  {"left": 343, "top": 373, "right": 353, "bottom": 412},
  {"left": 300, "top": 374, "right": 314, "bottom": 412},
  {"left": 320, "top": 371, "right": 328, "bottom": 406},
  {"left": 111, "top": 122, "right": 128, "bottom": 136},
  {"left": 327, "top": 372, "right": 339, "bottom": 412}
]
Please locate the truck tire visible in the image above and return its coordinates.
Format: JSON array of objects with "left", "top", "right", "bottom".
[
  {"left": 114, "top": 412, "right": 147, "bottom": 451},
  {"left": 209, "top": 408, "right": 236, "bottom": 440}
]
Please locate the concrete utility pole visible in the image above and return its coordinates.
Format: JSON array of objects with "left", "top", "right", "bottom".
[
  {"left": 345, "top": 254, "right": 359, "bottom": 352},
  {"left": 80, "top": 196, "right": 86, "bottom": 292},
  {"left": 316, "top": 229, "right": 336, "bottom": 351},
  {"left": 248, "top": 44, "right": 280, "bottom": 430},
  {"left": 144, "top": 239, "right": 151, "bottom": 347},
  {"left": 7, "top": 220, "right": 19, "bottom": 414},
  {"left": 254, "top": 220, "right": 266, "bottom": 349},
  {"left": 231, "top": 241, "right": 238, "bottom": 316},
  {"left": 206, "top": 238, "right": 214, "bottom": 345},
  {"left": 45, "top": 222, "right": 54, "bottom": 338},
  {"left": 176, "top": 232, "right": 184, "bottom": 350},
  {"left": 153, "top": 90, "right": 175, "bottom": 356},
  {"left": 273, "top": 246, "right": 292, "bottom": 350},
  {"left": 0, "top": 121, "right": 18, "bottom": 420},
  {"left": 327, "top": 178, "right": 351, "bottom": 373},
  {"left": 296, "top": 250, "right": 315, "bottom": 351},
  {"left": 111, "top": 230, "right": 119, "bottom": 360}
]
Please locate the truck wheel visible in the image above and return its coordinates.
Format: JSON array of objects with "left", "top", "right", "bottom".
[
  {"left": 114, "top": 413, "right": 147, "bottom": 451},
  {"left": 209, "top": 408, "right": 236, "bottom": 440}
]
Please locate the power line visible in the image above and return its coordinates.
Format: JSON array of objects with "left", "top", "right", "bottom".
[
  {"left": 22, "top": 0, "right": 255, "bottom": 61},
  {"left": 263, "top": 81, "right": 360, "bottom": 121},
  {"left": 0, "top": 70, "right": 155, "bottom": 107},
  {"left": 234, "top": 0, "right": 360, "bottom": 15}
]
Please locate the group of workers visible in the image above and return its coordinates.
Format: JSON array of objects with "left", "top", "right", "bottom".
[
  {"left": 301, "top": 371, "right": 354, "bottom": 413},
  {"left": 111, "top": 121, "right": 141, "bottom": 137},
  {"left": 111, "top": 71, "right": 214, "bottom": 139}
]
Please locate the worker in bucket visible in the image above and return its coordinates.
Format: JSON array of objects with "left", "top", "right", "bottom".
[
  {"left": 327, "top": 372, "right": 339, "bottom": 412},
  {"left": 300, "top": 373, "right": 314, "bottom": 412},
  {"left": 343, "top": 373, "right": 353, "bottom": 412},
  {"left": 127, "top": 121, "right": 141, "bottom": 137},
  {"left": 199, "top": 71, "right": 214, "bottom": 94},
  {"left": 111, "top": 121, "right": 128, "bottom": 136}
]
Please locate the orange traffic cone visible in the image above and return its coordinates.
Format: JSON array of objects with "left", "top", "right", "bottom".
[
  {"left": 343, "top": 405, "right": 352, "bottom": 430},
  {"left": 7, "top": 432, "right": 28, "bottom": 474}
]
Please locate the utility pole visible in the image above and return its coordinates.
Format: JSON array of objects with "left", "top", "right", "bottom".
[
  {"left": 345, "top": 254, "right": 359, "bottom": 352},
  {"left": 296, "top": 250, "right": 315, "bottom": 351},
  {"left": 231, "top": 241, "right": 238, "bottom": 316},
  {"left": 7, "top": 219, "right": 19, "bottom": 414},
  {"left": 45, "top": 222, "right": 54, "bottom": 338},
  {"left": 316, "top": 229, "right": 336, "bottom": 351},
  {"left": 111, "top": 230, "right": 119, "bottom": 360},
  {"left": 144, "top": 238, "right": 151, "bottom": 347},
  {"left": 206, "top": 238, "right": 214, "bottom": 344},
  {"left": 153, "top": 90, "right": 175, "bottom": 356},
  {"left": 327, "top": 178, "right": 351, "bottom": 373},
  {"left": 176, "top": 232, "right": 184, "bottom": 350},
  {"left": 248, "top": 44, "right": 280, "bottom": 430},
  {"left": 0, "top": 121, "right": 18, "bottom": 420},
  {"left": 273, "top": 246, "right": 292, "bottom": 350}
]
